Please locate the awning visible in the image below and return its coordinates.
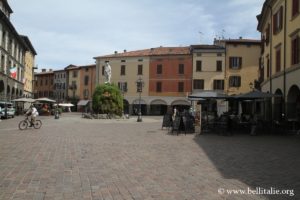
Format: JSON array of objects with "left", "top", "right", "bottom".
[
  {"left": 188, "top": 91, "right": 229, "bottom": 100},
  {"left": 35, "top": 97, "right": 56, "bottom": 102},
  {"left": 77, "top": 100, "right": 90, "bottom": 106},
  {"left": 12, "top": 97, "right": 36, "bottom": 103}
]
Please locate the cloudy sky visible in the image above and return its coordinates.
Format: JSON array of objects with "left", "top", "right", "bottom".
[{"left": 9, "top": 0, "right": 263, "bottom": 70}]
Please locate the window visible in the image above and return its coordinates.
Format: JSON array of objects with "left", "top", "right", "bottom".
[
  {"left": 121, "top": 60, "right": 126, "bottom": 63},
  {"left": 73, "top": 71, "right": 78, "bottom": 78},
  {"left": 84, "top": 75, "right": 89, "bottom": 86},
  {"left": 178, "top": 64, "right": 184, "bottom": 74},
  {"left": 138, "top": 58, "right": 143, "bottom": 62},
  {"left": 178, "top": 82, "right": 184, "bottom": 92},
  {"left": 193, "top": 79, "right": 204, "bottom": 89},
  {"left": 102, "top": 66, "right": 105, "bottom": 75},
  {"left": 118, "top": 82, "right": 127, "bottom": 92},
  {"left": 273, "top": 6, "right": 283, "bottom": 34},
  {"left": 157, "top": 64, "right": 162, "bottom": 74},
  {"left": 83, "top": 89, "right": 89, "bottom": 98},
  {"left": 291, "top": 36, "right": 300, "bottom": 65},
  {"left": 156, "top": 82, "right": 162, "bottom": 92},
  {"left": 85, "top": 68, "right": 89, "bottom": 72},
  {"left": 229, "top": 76, "right": 241, "bottom": 87},
  {"left": 229, "top": 57, "right": 242, "bottom": 69},
  {"left": 45, "top": 79, "right": 48, "bottom": 85},
  {"left": 121, "top": 65, "right": 126, "bottom": 75},
  {"left": 276, "top": 48, "right": 281, "bottom": 72},
  {"left": 213, "top": 80, "right": 224, "bottom": 90},
  {"left": 216, "top": 61, "right": 222, "bottom": 71},
  {"left": 196, "top": 61, "right": 202, "bottom": 71},
  {"left": 217, "top": 53, "right": 222, "bottom": 57},
  {"left": 197, "top": 53, "right": 202, "bottom": 57},
  {"left": 292, "top": 0, "right": 299, "bottom": 17},
  {"left": 138, "top": 65, "right": 143, "bottom": 75}
]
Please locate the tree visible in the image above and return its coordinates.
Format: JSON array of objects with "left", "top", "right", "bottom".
[{"left": 92, "top": 83, "right": 123, "bottom": 116}]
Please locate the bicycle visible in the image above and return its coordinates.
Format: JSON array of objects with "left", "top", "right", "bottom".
[{"left": 18, "top": 116, "right": 42, "bottom": 130}]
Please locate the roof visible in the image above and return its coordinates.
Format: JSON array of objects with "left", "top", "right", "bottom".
[
  {"left": 257, "top": 0, "right": 272, "bottom": 31},
  {"left": 220, "top": 39, "right": 261, "bottom": 44},
  {"left": 64, "top": 64, "right": 95, "bottom": 70},
  {"left": 20, "top": 35, "right": 37, "bottom": 55},
  {"left": 190, "top": 44, "right": 224, "bottom": 50},
  {"left": 2, "top": 0, "right": 13, "bottom": 14},
  {"left": 94, "top": 46, "right": 191, "bottom": 59}
]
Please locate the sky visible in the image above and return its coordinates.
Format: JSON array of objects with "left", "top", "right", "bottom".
[{"left": 9, "top": 0, "right": 264, "bottom": 71}]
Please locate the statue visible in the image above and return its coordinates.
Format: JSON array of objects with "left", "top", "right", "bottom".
[{"left": 104, "top": 62, "right": 112, "bottom": 83}]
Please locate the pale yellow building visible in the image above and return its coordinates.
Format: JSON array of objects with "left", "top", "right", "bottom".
[
  {"left": 65, "top": 65, "right": 81, "bottom": 101},
  {"left": 257, "top": 0, "right": 300, "bottom": 120},
  {"left": 21, "top": 35, "right": 37, "bottom": 98},
  {"left": 95, "top": 50, "right": 150, "bottom": 114},
  {"left": 215, "top": 39, "right": 261, "bottom": 96}
]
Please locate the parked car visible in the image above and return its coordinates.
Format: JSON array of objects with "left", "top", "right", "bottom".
[
  {"left": 0, "top": 107, "right": 16, "bottom": 119},
  {"left": 0, "top": 102, "right": 15, "bottom": 119}
]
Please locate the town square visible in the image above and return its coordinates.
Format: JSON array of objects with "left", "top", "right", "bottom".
[
  {"left": 0, "top": 113, "right": 299, "bottom": 200},
  {"left": 1, "top": 0, "right": 300, "bottom": 199}
]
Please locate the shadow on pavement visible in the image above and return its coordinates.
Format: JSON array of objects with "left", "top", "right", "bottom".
[{"left": 193, "top": 133, "right": 300, "bottom": 200}]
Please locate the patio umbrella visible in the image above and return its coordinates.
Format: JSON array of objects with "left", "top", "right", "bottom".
[
  {"left": 11, "top": 97, "right": 36, "bottom": 103},
  {"left": 234, "top": 90, "right": 281, "bottom": 99},
  {"left": 35, "top": 97, "right": 56, "bottom": 103},
  {"left": 59, "top": 103, "right": 74, "bottom": 107}
]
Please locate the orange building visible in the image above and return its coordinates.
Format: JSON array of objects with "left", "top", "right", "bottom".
[{"left": 33, "top": 69, "right": 54, "bottom": 99}]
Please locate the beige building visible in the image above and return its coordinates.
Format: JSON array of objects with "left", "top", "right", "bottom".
[
  {"left": 191, "top": 45, "right": 225, "bottom": 92},
  {"left": 95, "top": 50, "right": 150, "bottom": 114},
  {"left": 0, "top": 0, "right": 31, "bottom": 101},
  {"left": 257, "top": 0, "right": 300, "bottom": 120},
  {"left": 215, "top": 39, "right": 261, "bottom": 96},
  {"left": 21, "top": 35, "right": 37, "bottom": 98}
]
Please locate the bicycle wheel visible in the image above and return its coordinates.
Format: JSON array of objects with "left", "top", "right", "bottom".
[
  {"left": 19, "top": 120, "right": 28, "bottom": 130},
  {"left": 33, "top": 120, "right": 42, "bottom": 129}
]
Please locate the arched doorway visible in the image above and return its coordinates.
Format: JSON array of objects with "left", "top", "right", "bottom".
[
  {"left": 287, "top": 85, "right": 300, "bottom": 120},
  {"left": 171, "top": 100, "right": 190, "bottom": 113},
  {"left": 150, "top": 99, "right": 167, "bottom": 115},
  {"left": 274, "top": 89, "right": 283, "bottom": 121}
]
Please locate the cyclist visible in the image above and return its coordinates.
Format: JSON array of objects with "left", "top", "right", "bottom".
[{"left": 25, "top": 105, "right": 39, "bottom": 126}]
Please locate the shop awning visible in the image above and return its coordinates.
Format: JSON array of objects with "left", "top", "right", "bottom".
[{"left": 77, "top": 100, "right": 90, "bottom": 106}]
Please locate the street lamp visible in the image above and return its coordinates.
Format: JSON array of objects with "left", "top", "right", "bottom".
[{"left": 136, "top": 77, "right": 144, "bottom": 122}]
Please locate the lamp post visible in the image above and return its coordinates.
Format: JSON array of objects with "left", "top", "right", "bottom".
[{"left": 136, "top": 77, "right": 144, "bottom": 122}]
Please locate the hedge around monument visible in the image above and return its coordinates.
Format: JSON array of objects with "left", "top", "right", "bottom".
[{"left": 92, "top": 83, "right": 123, "bottom": 116}]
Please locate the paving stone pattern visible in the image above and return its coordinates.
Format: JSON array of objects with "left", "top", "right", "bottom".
[{"left": 0, "top": 113, "right": 299, "bottom": 200}]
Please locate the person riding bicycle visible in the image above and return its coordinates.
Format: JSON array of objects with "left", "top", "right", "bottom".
[{"left": 25, "top": 105, "right": 39, "bottom": 126}]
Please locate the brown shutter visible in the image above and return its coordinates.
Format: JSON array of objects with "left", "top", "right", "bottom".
[
  {"left": 279, "top": 6, "right": 283, "bottom": 30},
  {"left": 229, "top": 57, "right": 232, "bottom": 68}
]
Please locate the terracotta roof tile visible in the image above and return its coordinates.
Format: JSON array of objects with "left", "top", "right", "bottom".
[{"left": 95, "top": 46, "right": 191, "bottom": 59}]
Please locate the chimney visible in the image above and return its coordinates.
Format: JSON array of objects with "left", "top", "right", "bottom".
[
  {"left": 49, "top": 69, "right": 53, "bottom": 72},
  {"left": 124, "top": 49, "right": 127, "bottom": 53},
  {"left": 239, "top": 36, "right": 243, "bottom": 39},
  {"left": 114, "top": 51, "right": 118, "bottom": 54},
  {"left": 42, "top": 69, "right": 46, "bottom": 72}
]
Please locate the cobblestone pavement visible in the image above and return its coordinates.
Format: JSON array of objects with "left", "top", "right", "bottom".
[{"left": 0, "top": 113, "right": 299, "bottom": 200}]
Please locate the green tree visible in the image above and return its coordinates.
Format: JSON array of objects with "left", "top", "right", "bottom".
[{"left": 92, "top": 83, "right": 123, "bottom": 116}]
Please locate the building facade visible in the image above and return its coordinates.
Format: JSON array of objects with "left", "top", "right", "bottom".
[
  {"left": 21, "top": 35, "right": 37, "bottom": 98},
  {"left": 53, "top": 70, "right": 67, "bottom": 102},
  {"left": 78, "top": 64, "right": 96, "bottom": 101},
  {"left": 95, "top": 47, "right": 191, "bottom": 115},
  {"left": 215, "top": 39, "right": 261, "bottom": 96},
  {"left": 34, "top": 69, "right": 54, "bottom": 99},
  {"left": 0, "top": 0, "right": 32, "bottom": 101},
  {"left": 257, "top": 0, "right": 300, "bottom": 120}
]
